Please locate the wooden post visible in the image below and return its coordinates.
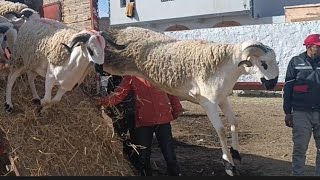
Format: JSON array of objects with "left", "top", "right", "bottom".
[{"left": 90, "top": 0, "right": 99, "bottom": 30}]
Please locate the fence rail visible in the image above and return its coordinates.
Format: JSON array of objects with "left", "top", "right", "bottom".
[{"left": 233, "top": 82, "right": 284, "bottom": 91}]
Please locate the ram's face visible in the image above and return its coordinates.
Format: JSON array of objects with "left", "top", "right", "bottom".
[
  {"left": 239, "top": 41, "right": 279, "bottom": 90},
  {"left": 0, "top": 34, "right": 8, "bottom": 59},
  {"left": 0, "top": 34, "right": 7, "bottom": 49},
  {"left": 253, "top": 49, "right": 279, "bottom": 90},
  {"left": 85, "top": 34, "right": 106, "bottom": 65}
]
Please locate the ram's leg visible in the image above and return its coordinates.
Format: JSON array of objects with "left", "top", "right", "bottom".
[
  {"left": 199, "top": 98, "right": 236, "bottom": 176},
  {"left": 219, "top": 98, "right": 241, "bottom": 166},
  {"left": 73, "top": 65, "right": 93, "bottom": 90},
  {"left": 40, "top": 87, "right": 67, "bottom": 113},
  {"left": 4, "top": 67, "right": 25, "bottom": 113},
  {"left": 40, "top": 76, "right": 55, "bottom": 109},
  {"left": 27, "top": 71, "right": 41, "bottom": 106}
]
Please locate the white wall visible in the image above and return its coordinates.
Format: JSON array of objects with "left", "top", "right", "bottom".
[
  {"left": 164, "top": 20, "right": 320, "bottom": 82},
  {"left": 119, "top": 14, "right": 282, "bottom": 31},
  {"left": 110, "top": 0, "right": 250, "bottom": 25}
]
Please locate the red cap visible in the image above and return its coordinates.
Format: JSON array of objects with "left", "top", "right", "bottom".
[{"left": 304, "top": 34, "right": 320, "bottom": 46}]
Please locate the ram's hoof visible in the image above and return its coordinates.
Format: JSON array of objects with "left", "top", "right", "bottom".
[
  {"left": 32, "top": 99, "right": 41, "bottom": 106},
  {"left": 230, "top": 147, "right": 242, "bottom": 165},
  {"left": 4, "top": 103, "right": 13, "bottom": 114},
  {"left": 223, "top": 159, "right": 239, "bottom": 176}
]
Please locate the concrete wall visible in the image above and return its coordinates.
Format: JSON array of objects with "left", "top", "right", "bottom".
[
  {"left": 131, "top": 15, "right": 285, "bottom": 32},
  {"left": 164, "top": 20, "right": 320, "bottom": 83}
]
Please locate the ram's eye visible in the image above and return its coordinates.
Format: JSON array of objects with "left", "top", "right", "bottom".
[
  {"left": 87, "top": 47, "right": 94, "bottom": 56},
  {"left": 261, "top": 61, "right": 268, "bottom": 70}
]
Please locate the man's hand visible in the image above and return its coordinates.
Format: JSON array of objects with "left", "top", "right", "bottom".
[
  {"left": 285, "top": 114, "right": 293, "bottom": 128},
  {"left": 172, "top": 111, "right": 182, "bottom": 120}
]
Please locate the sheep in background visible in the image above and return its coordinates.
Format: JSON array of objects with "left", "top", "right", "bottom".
[
  {"left": 4, "top": 7, "right": 40, "bottom": 21},
  {"left": 0, "top": 1, "right": 27, "bottom": 16},
  {"left": 0, "top": 7, "right": 41, "bottom": 58},
  {"left": 0, "top": 23, "right": 16, "bottom": 69},
  {"left": 0, "top": 22, "right": 17, "bottom": 50},
  {"left": 102, "top": 27, "right": 279, "bottom": 176},
  {"left": 0, "top": 24, "right": 10, "bottom": 67},
  {"left": 3, "top": 7, "right": 41, "bottom": 31},
  {"left": 0, "top": 1, "right": 40, "bottom": 31},
  {"left": 4, "top": 18, "right": 124, "bottom": 114}
]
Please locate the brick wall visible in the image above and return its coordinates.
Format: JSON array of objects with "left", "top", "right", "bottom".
[{"left": 43, "top": 0, "right": 93, "bottom": 29}]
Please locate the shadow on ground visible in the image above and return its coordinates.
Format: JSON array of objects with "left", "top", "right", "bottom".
[{"left": 150, "top": 139, "right": 315, "bottom": 176}]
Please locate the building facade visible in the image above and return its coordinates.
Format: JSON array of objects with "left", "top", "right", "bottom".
[{"left": 109, "top": 0, "right": 320, "bottom": 31}]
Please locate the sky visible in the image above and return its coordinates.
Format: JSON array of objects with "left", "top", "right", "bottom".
[{"left": 98, "top": 0, "right": 109, "bottom": 17}]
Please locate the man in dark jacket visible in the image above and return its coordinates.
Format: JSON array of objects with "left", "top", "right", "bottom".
[{"left": 283, "top": 34, "right": 320, "bottom": 176}]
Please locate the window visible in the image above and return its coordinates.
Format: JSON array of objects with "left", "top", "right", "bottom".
[{"left": 120, "top": 0, "right": 126, "bottom": 8}]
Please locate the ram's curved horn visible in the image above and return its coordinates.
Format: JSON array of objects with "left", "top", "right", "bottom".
[
  {"left": 19, "top": 9, "right": 35, "bottom": 18},
  {"left": 238, "top": 60, "right": 253, "bottom": 67},
  {"left": 242, "top": 44, "right": 268, "bottom": 58},
  {"left": 3, "top": 11, "right": 20, "bottom": 18},
  {"left": 60, "top": 33, "right": 91, "bottom": 53},
  {"left": 100, "top": 31, "right": 127, "bottom": 50},
  {"left": 5, "top": 8, "right": 37, "bottom": 19}
]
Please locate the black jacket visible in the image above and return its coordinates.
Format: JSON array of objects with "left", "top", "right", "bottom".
[
  {"left": 104, "top": 75, "right": 135, "bottom": 119},
  {"left": 283, "top": 52, "right": 320, "bottom": 114}
]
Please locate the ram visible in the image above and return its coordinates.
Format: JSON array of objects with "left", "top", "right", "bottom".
[
  {"left": 103, "top": 27, "right": 279, "bottom": 176},
  {"left": 4, "top": 18, "right": 124, "bottom": 114}
]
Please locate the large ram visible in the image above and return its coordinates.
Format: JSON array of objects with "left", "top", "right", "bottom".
[
  {"left": 102, "top": 27, "right": 279, "bottom": 176},
  {"left": 4, "top": 18, "right": 124, "bottom": 113}
]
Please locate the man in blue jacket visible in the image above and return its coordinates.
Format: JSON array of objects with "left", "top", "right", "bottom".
[{"left": 283, "top": 34, "right": 320, "bottom": 176}]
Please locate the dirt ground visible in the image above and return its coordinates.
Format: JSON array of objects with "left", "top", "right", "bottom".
[{"left": 149, "top": 95, "right": 318, "bottom": 176}]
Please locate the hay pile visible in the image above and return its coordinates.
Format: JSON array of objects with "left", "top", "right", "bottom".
[{"left": 0, "top": 73, "right": 137, "bottom": 176}]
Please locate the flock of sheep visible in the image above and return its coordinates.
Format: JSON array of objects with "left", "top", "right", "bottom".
[{"left": 0, "top": 1, "right": 280, "bottom": 176}]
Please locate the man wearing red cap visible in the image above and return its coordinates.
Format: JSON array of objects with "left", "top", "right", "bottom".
[{"left": 283, "top": 34, "right": 320, "bottom": 176}]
